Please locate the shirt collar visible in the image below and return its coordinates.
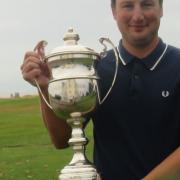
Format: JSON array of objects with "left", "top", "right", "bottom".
[{"left": 117, "top": 39, "right": 168, "bottom": 71}]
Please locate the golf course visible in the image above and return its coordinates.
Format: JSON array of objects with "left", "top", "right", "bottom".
[{"left": 0, "top": 96, "right": 93, "bottom": 180}]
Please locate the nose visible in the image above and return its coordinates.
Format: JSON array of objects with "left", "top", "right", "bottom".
[{"left": 132, "top": 6, "right": 144, "bottom": 22}]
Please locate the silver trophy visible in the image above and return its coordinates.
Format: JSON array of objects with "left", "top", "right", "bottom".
[{"left": 35, "top": 28, "right": 119, "bottom": 180}]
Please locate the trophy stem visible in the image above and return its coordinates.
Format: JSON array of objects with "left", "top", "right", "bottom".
[{"left": 59, "top": 112, "right": 99, "bottom": 180}]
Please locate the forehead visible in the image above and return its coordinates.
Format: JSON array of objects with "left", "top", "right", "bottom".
[{"left": 117, "top": 0, "right": 156, "bottom": 3}]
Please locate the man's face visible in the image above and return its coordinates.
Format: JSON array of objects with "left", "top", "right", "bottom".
[{"left": 112, "top": 0, "right": 163, "bottom": 47}]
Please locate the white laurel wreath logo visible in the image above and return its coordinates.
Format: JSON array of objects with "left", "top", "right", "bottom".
[{"left": 162, "top": 90, "right": 169, "bottom": 98}]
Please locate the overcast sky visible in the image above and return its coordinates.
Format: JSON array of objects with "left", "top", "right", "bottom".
[{"left": 0, "top": 0, "right": 180, "bottom": 97}]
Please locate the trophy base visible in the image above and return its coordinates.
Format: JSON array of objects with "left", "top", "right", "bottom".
[
  {"left": 59, "top": 164, "right": 99, "bottom": 180},
  {"left": 59, "top": 113, "right": 100, "bottom": 180}
]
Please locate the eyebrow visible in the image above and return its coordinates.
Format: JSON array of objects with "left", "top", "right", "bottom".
[
  {"left": 120, "top": 0, "right": 153, "bottom": 4},
  {"left": 139, "top": 0, "right": 154, "bottom": 3}
]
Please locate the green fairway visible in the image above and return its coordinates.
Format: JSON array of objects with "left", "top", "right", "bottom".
[{"left": 0, "top": 96, "right": 93, "bottom": 180}]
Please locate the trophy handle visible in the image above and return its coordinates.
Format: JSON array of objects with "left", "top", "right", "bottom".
[
  {"left": 35, "top": 80, "right": 53, "bottom": 110},
  {"left": 97, "top": 37, "right": 119, "bottom": 105},
  {"left": 33, "top": 40, "right": 53, "bottom": 110}
]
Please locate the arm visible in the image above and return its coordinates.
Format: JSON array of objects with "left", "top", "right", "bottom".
[
  {"left": 21, "top": 49, "right": 71, "bottom": 149},
  {"left": 143, "top": 147, "right": 180, "bottom": 180},
  {"left": 39, "top": 87, "right": 71, "bottom": 148}
]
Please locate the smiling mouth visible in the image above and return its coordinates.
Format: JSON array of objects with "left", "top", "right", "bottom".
[{"left": 129, "top": 25, "right": 147, "bottom": 31}]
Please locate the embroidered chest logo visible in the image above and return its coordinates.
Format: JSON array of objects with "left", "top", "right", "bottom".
[{"left": 162, "top": 90, "right": 170, "bottom": 98}]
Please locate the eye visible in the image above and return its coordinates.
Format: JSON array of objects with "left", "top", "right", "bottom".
[
  {"left": 144, "top": 3, "right": 153, "bottom": 6},
  {"left": 142, "top": 2, "right": 154, "bottom": 8},
  {"left": 122, "top": 3, "right": 134, "bottom": 10}
]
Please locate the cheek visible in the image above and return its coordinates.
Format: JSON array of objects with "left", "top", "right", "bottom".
[
  {"left": 115, "top": 13, "right": 131, "bottom": 25},
  {"left": 144, "top": 11, "right": 161, "bottom": 23}
]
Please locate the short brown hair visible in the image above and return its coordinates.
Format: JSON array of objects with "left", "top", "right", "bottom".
[{"left": 111, "top": 0, "right": 163, "bottom": 7}]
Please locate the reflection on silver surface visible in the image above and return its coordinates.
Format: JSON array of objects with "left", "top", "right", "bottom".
[
  {"left": 48, "top": 77, "right": 98, "bottom": 119},
  {"left": 47, "top": 51, "right": 99, "bottom": 119},
  {"left": 51, "top": 60, "right": 95, "bottom": 79}
]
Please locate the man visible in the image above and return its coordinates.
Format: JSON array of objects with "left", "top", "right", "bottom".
[{"left": 21, "top": 0, "right": 180, "bottom": 179}]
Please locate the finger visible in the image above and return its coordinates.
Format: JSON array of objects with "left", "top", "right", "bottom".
[
  {"left": 23, "top": 51, "right": 40, "bottom": 62},
  {"left": 21, "top": 55, "right": 42, "bottom": 70},
  {"left": 21, "top": 61, "right": 41, "bottom": 74},
  {"left": 40, "top": 62, "right": 52, "bottom": 78},
  {"left": 22, "top": 68, "right": 41, "bottom": 83},
  {"left": 33, "top": 40, "right": 47, "bottom": 60}
]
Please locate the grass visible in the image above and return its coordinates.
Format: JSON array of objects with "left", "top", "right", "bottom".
[{"left": 0, "top": 96, "right": 93, "bottom": 180}]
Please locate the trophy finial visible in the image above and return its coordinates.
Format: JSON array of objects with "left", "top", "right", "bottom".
[{"left": 63, "top": 27, "right": 80, "bottom": 45}]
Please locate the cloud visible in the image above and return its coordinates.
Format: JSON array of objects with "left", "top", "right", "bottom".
[{"left": 0, "top": 0, "right": 180, "bottom": 97}]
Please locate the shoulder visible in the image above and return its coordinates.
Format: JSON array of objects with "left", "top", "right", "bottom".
[
  {"left": 166, "top": 45, "right": 180, "bottom": 58},
  {"left": 163, "top": 44, "right": 180, "bottom": 68},
  {"left": 162, "top": 45, "right": 180, "bottom": 82},
  {"left": 97, "top": 49, "right": 116, "bottom": 75}
]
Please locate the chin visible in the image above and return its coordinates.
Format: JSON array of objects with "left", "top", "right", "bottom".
[
  {"left": 131, "top": 38, "right": 152, "bottom": 47},
  {"left": 129, "top": 34, "right": 155, "bottom": 47}
]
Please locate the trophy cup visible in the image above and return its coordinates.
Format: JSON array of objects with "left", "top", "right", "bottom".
[{"left": 35, "top": 28, "right": 119, "bottom": 180}]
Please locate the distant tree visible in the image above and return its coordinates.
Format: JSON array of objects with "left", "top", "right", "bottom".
[
  {"left": 10, "top": 93, "right": 14, "bottom": 98},
  {"left": 14, "top": 92, "right": 20, "bottom": 98}
]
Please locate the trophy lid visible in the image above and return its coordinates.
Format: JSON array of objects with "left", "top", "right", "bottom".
[{"left": 46, "top": 28, "right": 99, "bottom": 58}]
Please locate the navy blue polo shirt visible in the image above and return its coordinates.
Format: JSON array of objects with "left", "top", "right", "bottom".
[{"left": 91, "top": 39, "right": 180, "bottom": 180}]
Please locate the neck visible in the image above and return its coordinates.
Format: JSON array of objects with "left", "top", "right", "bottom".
[{"left": 122, "top": 37, "right": 160, "bottom": 59}]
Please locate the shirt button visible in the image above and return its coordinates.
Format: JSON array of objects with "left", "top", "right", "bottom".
[{"left": 134, "top": 75, "right": 139, "bottom": 79}]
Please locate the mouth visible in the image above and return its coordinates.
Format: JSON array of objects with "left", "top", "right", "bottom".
[{"left": 129, "top": 24, "right": 147, "bottom": 32}]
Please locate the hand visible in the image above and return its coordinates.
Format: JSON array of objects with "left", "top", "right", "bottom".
[{"left": 21, "top": 51, "right": 51, "bottom": 89}]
